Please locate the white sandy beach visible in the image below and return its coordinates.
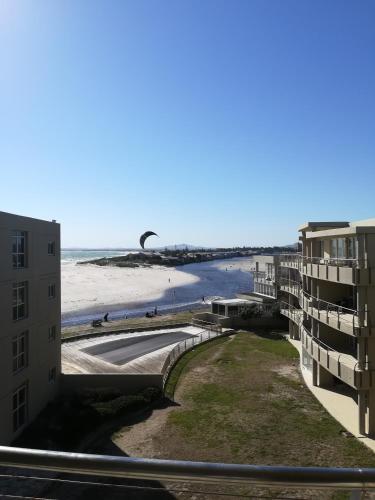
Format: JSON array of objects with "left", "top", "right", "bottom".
[{"left": 61, "top": 257, "right": 254, "bottom": 322}]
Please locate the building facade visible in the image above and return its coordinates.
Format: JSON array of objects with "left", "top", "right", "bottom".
[
  {"left": 0, "top": 211, "right": 61, "bottom": 444},
  {"left": 251, "top": 255, "right": 279, "bottom": 299},
  {"left": 278, "top": 219, "right": 375, "bottom": 436}
]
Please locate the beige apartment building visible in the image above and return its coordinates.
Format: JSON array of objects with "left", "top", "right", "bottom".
[
  {"left": 276, "top": 219, "right": 375, "bottom": 436},
  {"left": 0, "top": 211, "right": 61, "bottom": 444}
]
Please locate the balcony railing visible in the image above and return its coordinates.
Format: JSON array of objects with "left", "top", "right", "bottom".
[
  {"left": 302, "top": 256, "right": 361, "bottom": 268},
  {"left": 279, "top": 278, "right": 301, "bottom": 298},
  {"left": 280, "top": 301, "right": 303, "bottom": 324},
  {"left": 252, "top": 270, "right": 276, "bottom": 283},
  {"left": 1, "top": 445, "right": 375, "bottom": 495},
  {"left": 301, "top": 292, "right": 361, "bottom": 334},
  {"left": 301, "top": 324, "right": 358, "bottom": 368},
  {"left": 279, "top": 253, "right": 302, "bottom": 270},
  {"left": 299, "top": 324, "right": 372, "bottom": 389}
]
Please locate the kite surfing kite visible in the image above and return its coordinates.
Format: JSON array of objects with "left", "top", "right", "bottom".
[{"left": 140, "top": 231, "right": 159, "bottom": 249}]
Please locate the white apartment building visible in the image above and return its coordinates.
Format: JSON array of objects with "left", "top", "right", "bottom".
[
  {"left": 278, "top": 219, "right": 375, "bottom": 436},
  {"left": 0, "top": 211, "right": 61, "bottom": 444}
]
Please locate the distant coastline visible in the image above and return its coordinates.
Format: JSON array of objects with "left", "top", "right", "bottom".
[{"left": 77, "top": 249, "right": 256, "bottom": 268}]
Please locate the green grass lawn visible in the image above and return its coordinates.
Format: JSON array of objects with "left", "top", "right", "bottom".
[{"left": 161, "top": 331, "right": 375, "bottom": 469}]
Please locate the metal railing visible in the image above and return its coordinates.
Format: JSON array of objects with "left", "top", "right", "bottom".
[
  {"left": 301, "top": 292, "right": 360, "bottom": 329},
  {"left": 300, "top": 324, "right": 361, "bottom": 371},
  {"left": 279, "top": 301, "right": 303, "bottom": 325},
  {"left": 302, "top": 255, "right": 361, "bottom": 268},
  {"left": 279, "top": 277, "right": 301, "bottom": 297},
  {"left": 279, "top": 253, "right": 302, "bottom": 269},
  {"left": 161, "top": 323, "right": 229, "bottom": 386},
  {"left": 252, "top": 270, "right": 276, "bottom": 283},
  {"left": 2, "top": 445, "right": 375, "bottom": 492}
]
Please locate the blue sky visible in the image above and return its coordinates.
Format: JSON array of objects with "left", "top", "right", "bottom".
[{"left": 1, "top": 1, "right": 374, "bottom": 248}]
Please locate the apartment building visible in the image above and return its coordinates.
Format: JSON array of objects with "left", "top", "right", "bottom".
[
  {"left": 0, "top": 211, "right": 61, "bottom": 444},
  {"left": 251, "top": 255, "right": 279, "bottom": 299},
  {"left": 278, "top": 219, "right": 375, "bottom": 436}
]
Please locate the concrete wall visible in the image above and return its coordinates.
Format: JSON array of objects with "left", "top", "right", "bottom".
[
  {"left": 0, "top": 211, "right": 61, "bottom": 444},
  {"left": 61, "top": 373, "right": 163, "bottom": 395},
  {"left": 193, "top": 312, "right": 231, "bottom": 327},
  {"left": 229, "top": 317, "right": 288, "bottom": 329}
]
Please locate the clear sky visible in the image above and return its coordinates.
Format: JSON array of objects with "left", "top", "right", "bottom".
[{"left": 1, "top": 1, "right": 374, "bottom": 248}]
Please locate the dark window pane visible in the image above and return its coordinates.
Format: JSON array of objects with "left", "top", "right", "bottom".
[
  {"left": 19, "top": 407, "right": 25, "bottom": 426},
  {"left": 19, "top": 388, "right": 25, "bottom": 404}
]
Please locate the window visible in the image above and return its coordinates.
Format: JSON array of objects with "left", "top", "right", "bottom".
[
  {"left": 347, "top": 237, "right": 356, "bottom": 259},
  {"left": 48, "top": 325, "right": 56, "bottom": 341},
  {"left": 13, "top": 383, "right": 27, "bottom": 432},
  {"left": 47, "top": 241, "right": 55, "bottom": 256},
  {"left": 12, "top": 231, "right": 27, "bottom": 268},
  {"left": 337, "top": 238, "right": 345, "bottom": 258},
  {"left": 48, "top": 367, "right": 56, "bottom": 383},
  {"left": 319, "top": 240, "right": 324, "bottom": 258},
  {"left": 12, "top": 332, "right": 28, "bottom": 373},
  {"left": 12, "top": 282, "right": 28, "bottom": 321},
  {"left": 48, "top": 283, "right": 56, "bottom": 299},
  {"left": 330, "top": 239, "right": 337, "bottom": 258}
]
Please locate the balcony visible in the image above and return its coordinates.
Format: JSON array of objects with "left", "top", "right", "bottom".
[
  {"left": 279, "top": 278, "right": 301, "bottom": 299},
  {"left": 301, "top": 292, "right": 363, "bottom": 336},
  {"left": 279, "top": 253, "right": 302, "bottom": 270},
  {"left": 302, "top": 256, "right": 369, "bottom": 285},
  {"left": 252, "top": 270, "right": 275, "bottom": 284},
  {"left": 280, "top": 301, "right": 303, "bottom": 325},
  {"left": 300, "top": 325, "right": 370, "bottom": 389}
]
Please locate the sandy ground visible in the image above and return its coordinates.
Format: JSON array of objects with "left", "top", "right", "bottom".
[{"left": 61, "top": 257, "right": 254, "bottom": 321}]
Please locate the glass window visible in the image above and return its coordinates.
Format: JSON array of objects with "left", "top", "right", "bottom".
[
  {"left": 347, "top": 237, "right": 356, "bottom": 259},
  {"left": 12, "top": 332, "right": 28, "bottom": 373},
  {"left": 48, "top": 367, "right": 56, "bottom": 383},
  {"left": 48, "top": 325, "right": 56, "bottom": 341},
  {"left": 13, "top": 383, "right": 28, "bottom": 432},
  {"left": 330, "top": 239, "right": 337, "bottom": 258},
  {"left": 319, "top": 240, "right": 324, "bottom": 258},
  {"left": 12, "top": 231, "right": 27, "bottom": 268},
  {"left": 48, "top": 283, "right": 56, "bottom": 299},
  {"left": 12, "top": 282, "right": 28, "bottom": 321},
  {"left": 337, "top": 238, "right": 345, "bottom": 258},
  {"left": 47, "top": 241, "right": 55, "bottom": 256}
]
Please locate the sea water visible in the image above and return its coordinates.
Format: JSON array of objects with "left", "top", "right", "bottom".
[{"left": 61, "top": 249, "right": 133, "bottom": 263}]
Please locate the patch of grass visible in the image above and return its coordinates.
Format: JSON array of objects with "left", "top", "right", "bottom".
[
  {"left": 164, "top": 336, "right": 229, "bottom": 399},
  {"left": 157, "top": 331, "right": 375, "bottom": 471}
]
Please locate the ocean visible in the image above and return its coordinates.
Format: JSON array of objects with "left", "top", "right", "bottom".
[{"left": 61, "top": 250, "right": 133, "bottom": 263}]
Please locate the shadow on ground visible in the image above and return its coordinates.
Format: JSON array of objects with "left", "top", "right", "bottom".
[{"left": 4, "top": 398, "right": 181, "bottom": 499}]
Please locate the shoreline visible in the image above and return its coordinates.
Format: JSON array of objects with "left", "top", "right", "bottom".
[{"left": 61, "top": 256, "right": 254, "bottom": 326}]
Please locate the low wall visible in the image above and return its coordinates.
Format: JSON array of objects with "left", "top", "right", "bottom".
[
  {"left": 193, "top": 312, "right": 232, "bottom": 327},
  {"left": 229, "top": 316, "right": 288, "bottom": 329},
  {"left": 61, "top": 373, "right": 163, "bottom": 395},
  {"left": 62, "top": 322, "right": 191, "bottom": 343}
]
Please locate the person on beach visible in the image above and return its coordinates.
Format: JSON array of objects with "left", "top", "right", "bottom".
[
  {"left": 202, "top": 295, "right": 205, "bottom": 302},
  {"left": 103, "top": 312, "right": 109, "bottom": 322},
  {"left": 154, "top": 306, "right": 158, "bottom": 315}
]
